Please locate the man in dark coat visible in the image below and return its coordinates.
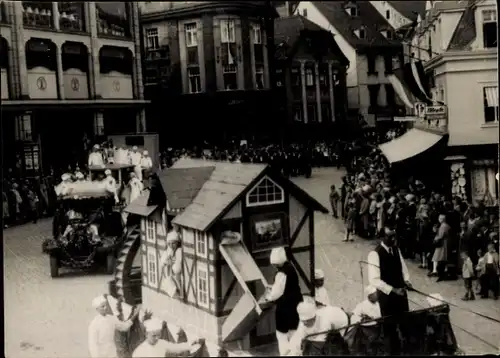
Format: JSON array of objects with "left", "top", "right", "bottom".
[
  {"left": 264, "top": 247, "right": 303, "bottom": 355},
  {"left": 367, "top": 227, "right": 412, "bottom": 354}
]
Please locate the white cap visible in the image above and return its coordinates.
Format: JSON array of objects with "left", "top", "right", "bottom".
[
  {"left": 314, "top": 269, "right": 325, "bottom": 280},
  {"left": 61, "top": 173, "right": 71, "bottom": 181},
  {"left": 93, "top": 144, "right": 100, "bottom": 149},
  {"left": 297, "top": 301, "right": 316, "bottom": 321},
  {"left": 427, "top": 293, "right": 444, "bottom": 307},
  {"left": 92, "top": 295, "right": 107, "bottom": 308},
  {"left": 105, "top": 169, "right": 111, "bottom": 175},
  {"left": 270, "top": 247, "right": 287, "bottom": 265},
  {"left": 405, "top": 194, "right": 415, "bottom": 201},
  {"left": 362, "top": 185, "right": 371, "bottom": 192},
  {"left": 144, "top": 318, "right": 163, "bottom": 332},
  {"left": 143, "top": 150, "right": 149, "bottom": 155},
  {"left": 132, "top": 146, "right": 138, "bottom": 150},
  {"left": 166, "top": 231, "right": 180, "bottom": 243},
  {"left": 365, "top": 285, "right": 377, "bottom": 295},
  {"left": 76, "top": 172, "right": 84, "bottom": 179}
]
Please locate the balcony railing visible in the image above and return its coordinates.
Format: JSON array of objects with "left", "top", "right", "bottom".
[{"left": 22, "top": 2, "right": 53, "bottom": 28}]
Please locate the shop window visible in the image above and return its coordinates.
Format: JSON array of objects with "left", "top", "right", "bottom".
[
  {"left": 483, "top": 86, "right": 499, "bottom": 123},
  {"left": 246, "top": 176, "right": 285, "bottom": 207},
  {"left": 146, "top": 219, "right": 156, "bottom": 243},
  {"left": 197, "top": 267, "right": 209, "bottom": 308},
  {"left": 196, "top": 232, "right": 207, "bottom": 258},
  {"left": 148, "top": 252, "right": 157, "bottom": 286}
]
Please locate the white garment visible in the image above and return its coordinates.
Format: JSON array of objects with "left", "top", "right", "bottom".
[
  {"left": 276, "top": 329, "right": 296, "bottom": 356},
  {"left": 367, "top": 243, "right": 410, "bottom": 295},
  {"left": 88, "top": 314, "right": 132, "bottom": 358},
  {"left": 129, "top": 178, "right": 143, "bottom": 203},
  {"left": 351, "top": 299, "right": 381, "bottom": 326},
  {"left": 315, "top": 286, "right": 330, "bottom": 306},
  {"left": 88, "top": 152, "right": 104, "bottom": 167},
  {"left": 288, "top": 306, "right": 349, "bottom": 356},
  {"left": 486, "top": 252, "right": 494, "bottom": 264},
  {"left": 132, "top": 339, "right": 191, "bottom": 357},
  {"left": 114, "top": 148, "right": 129, "bottom": 165},
  {"left": 159, "top": 247, "right": 183, "bottom": 295},
  {"left": 55, "top": 182, "right": 70, "bottom": 196},
  {"left": 265, "top": 271, "right": 287, "bottom": 301},
  {"left": 140, "top": 156, "right": 153, "bottom": 170},
  {"left": 130, "top": 151, "right": 142, "bottom": 166}
]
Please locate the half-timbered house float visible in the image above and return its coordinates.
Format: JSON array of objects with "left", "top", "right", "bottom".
[{"left": 117, "top": 158, "right": 328, "bottom": 351}]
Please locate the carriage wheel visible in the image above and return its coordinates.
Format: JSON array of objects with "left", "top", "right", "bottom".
[
  {"left": 106, "top": 254, "right": 116, "bottom": 275},
  {"left": 50, "top": 255, "right": 59, "bottom": 278}
]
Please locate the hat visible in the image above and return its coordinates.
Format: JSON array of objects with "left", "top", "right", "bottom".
[
  {"left": 389, "top": 196, "right": 396, "bottom": 204},
  {"left": 365, "top": 285, "right": 377, "bottom": 295},
  {"left": 75, "top": 172, "right": 84, "bottom": 179},
  {"left": 92, "top": 295, "right": 107, "bottom": 308},
  {"left": 166, "top": 231, "right": 180, "bottom": 243},
  {"left": 143, "top": 150, "right": 149, "bottom": 155},
  {"left": 61, "top": 173, "right": 71, "bottom": 181},
  {"left": 270, "top": 247, "right": 287, "bottom": 266},
  {"left": 105, "top": 169, "right": 111, "bottom": 175},
  {"left": 93, "top": 144, "right": 100, "bottom": 149},
  {"left": 297, "top": 301, "right": 316, "bottom": 321},
  {"left": 427, "top": 293, "right": 444, "bottom": 307},
  {"left": 132, "top": 146, "right": 138, "bottom": 150},
  {"left": 144, "top": 318, "right": 163, "bottom": 332},
  {"left": 405, "top": 194, "right": 415, "bottom": 202},
  {"left": 362, "top": 185, "right": 371, "bottom": 192},
  {"left": 314, "top": 269, "right": 325, "bottom": 280}
]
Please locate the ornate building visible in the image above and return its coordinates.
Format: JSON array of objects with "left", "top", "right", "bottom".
[
  {"left": 0, "top": 1, "right": 147, "bottom": 176},
  {"left": 139, "top": 1, "right": 279, "bottom": 145}
]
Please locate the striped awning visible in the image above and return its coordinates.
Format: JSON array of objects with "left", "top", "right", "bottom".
[
  {"left": 485, "top": 86, "right": 498, "bottom": 107},
  {"left": 388, "top": 70, "right": 415, "bottom": 110}
]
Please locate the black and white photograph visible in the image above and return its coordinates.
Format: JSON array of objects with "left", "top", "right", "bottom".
[{"left": 2, "top": 0, "right": 499, "bottom": 357}]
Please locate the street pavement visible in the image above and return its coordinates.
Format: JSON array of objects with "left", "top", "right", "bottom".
[{"left": 3, "top": 167, "right": 500, "bottom": 357}]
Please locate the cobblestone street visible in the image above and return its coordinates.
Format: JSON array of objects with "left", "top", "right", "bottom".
[{"left": 4, "top": 168, "right": 500, "bottom": 357}]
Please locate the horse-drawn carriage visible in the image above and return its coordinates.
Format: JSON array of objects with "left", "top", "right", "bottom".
[
  {"left": 43, "top": 183, "right": 125, "bottom": 277},
  {"left": 302, "top": 303, "right": 460, "bottom": 356}
]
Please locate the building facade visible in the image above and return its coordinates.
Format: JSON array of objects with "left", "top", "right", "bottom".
[
  {"left": 139, "top": 1, "right": 279, "bottom": 146},
  {"left": 411, "top": 0, "right": 498, "bottom": 206},
  {"left": 1, "top": 1, "right": 147, "bottom": 177},
  {"left": 293, "top": 1, "right": 407, "bottom": 128},
  {"left": 273, "top": 15, "right": 349, "bottom": 140}
]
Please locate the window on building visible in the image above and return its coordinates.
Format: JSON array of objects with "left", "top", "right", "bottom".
[
  {"left": 197, "top": 267, "right": 209, "bottom": 308},
  {"left": 146, "top": 28, "right": 159, "bottom": 50},
  {"left": 385, "top": 84, "right": 395, "bottom": 106},
  {"left": 347, "top": 6, "right": 358, "bottom": 17},
  {"left": 383, "top": 55, "right": 393, "bottom": 74},
  {"left": 188, "top": 67, "right": 201, "bottom": 93},
  {"left": 252, "top": 24, "right": 262, "bottom": 44},
  {"left": 386, "top": 9, "right": 390, "bottom": 19},
  {"left": 185, "top": 22, "right": 198, "bottom": 47},
  {"left": 195, "top": 232, "right": 207, "bottom": 258},
  {"left": 96, "top": 2, "right": 130, "bottom": 37},
  {"left": 368, "top": 84, "right": 380, "bottom": 107},
  {"left": 305, "top": 68, "right": 314, "bottom": 86},
  {"left": 307, "top": 104, "right": 317, "bottom": 122},
  {"left": 386, "top": 30, "right": 393, "bottom": 40},
  {"left": 294, "top": 105, "right": 303, "bottom": 122},
  {"left": 221, "top": 19, "right": 236, "bottom": 43},
  {"left": 367, "top": 54, "right": 377, "bottom": 74},
  {"left": 148, "top": 252, "right": 157, "bottom": 286},
  {"left": 223, "top": 64, "right": 237, "bottom": 90},
  {"left": 483, "top": 86, "right": 499, "bottom": 123},
  {"left": 246, "top": 176, "right": 285, "bottom": 207},
  {"left": 15, "top": 114, "right": 33, "bottom": 141},
  {"left": 146, "top": 220, "right": 156, "bottom": 243},
  {"left": 22, "top": 1, "right": 53, "bottom": 28},
  {"left": 482, "top": 10, "right": 497, "bottom": 48},
  {"left": 356, "top": 28, "right": 366, "bottom": 39},
  {"left": 58, "top": 2, "right": 85, "bottom": 32},
  {"left": 255, "top": 65, "right": 264, "bottom": 90}
]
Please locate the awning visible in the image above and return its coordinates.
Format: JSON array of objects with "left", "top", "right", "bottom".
[
  {"left": 379, "top": 128, "right": 444, "bottom": 164},
  {"left": 387, "top": 70, "right": 415, "bottom": 110},
  {"left": 484, "top": 86, "right": 498, "bottom": 107}
]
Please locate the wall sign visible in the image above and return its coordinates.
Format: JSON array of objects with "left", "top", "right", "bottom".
[
  {"left": 250, "top": 212, "right": 287, "bottom": 252},
  {"left": 71, "top": 77, "right": 80, "bottom": 91},
  {"left": 425, "top": 105, "right": 447, "bottom": 120},
  {"left": 36, "top": 77, "right": 47, "bottom": 90},
  {"left": 112, "top": 80, "right": 120, "bottom": 92}
]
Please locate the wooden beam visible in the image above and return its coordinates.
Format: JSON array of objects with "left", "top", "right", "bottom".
[
  {"left": 289, "top": 255, "right": 312, "bottom": 291},
  {"left": 309, "top": 209, "right": 315, "bottom": 298},
  {"left": 290, "top": 209, "right": 309, "bottom": 246},
  {"left": 221, "top": 277, "right": 238, "bottom": 311}
]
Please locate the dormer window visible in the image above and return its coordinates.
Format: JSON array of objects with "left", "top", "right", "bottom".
[
  {"left": 482, "top": 9, "right": 497, "bottom": 49},
  {"left": 355, "top": 27, "right": 366, "bottom": 39},
  {"left": 381, "top": 30, "right": 393, "bottom": 40},
  {"left": 386, "top": 10, "right": 390, "bottom": 19},
  {"left": 345, "top": 3, "right": 358, "bottom": 17}
]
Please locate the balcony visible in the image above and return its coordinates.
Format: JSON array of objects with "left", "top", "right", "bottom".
[
  {"left": 58, "top": 2, "right": 86, "bottom": 32},
  {"left": 22, "top": 2, "right": 53, "bottom": 29},
  {"left": 144, "top": 46, "right": 170, "bottom": 62}
]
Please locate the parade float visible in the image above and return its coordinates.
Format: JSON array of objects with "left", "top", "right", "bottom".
[{"left": 108, "top": 158, "right": 328, "bottom": 355}]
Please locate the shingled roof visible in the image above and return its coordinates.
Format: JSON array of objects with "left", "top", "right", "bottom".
[
  {"left": 389, "top": 1, "right": 426, "bottom": 21},
  {"left": 274, "top": 15, "right": 349, "bottom": 65},
  {"left": 447, "top": 0, "right": 476, "bottom": 51},
  {"left": 313, "top": 1, "right": 402, "bottom": 51},
  {"left": 171, "top": 159, "right": 267, "bottom": 231}
]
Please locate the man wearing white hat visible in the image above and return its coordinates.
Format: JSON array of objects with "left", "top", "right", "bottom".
[
  {"left": 127, "top": 172, "right": 143, "bottom": 204},
  {"left": 263, "top": 247, "right": 303, "bottom": 355},
  {"left": 104, "top": 169, "right": 119, "bottom": 203},
  {"left": 314, "top": 269, "right": 330, "bottom": 306},
  {"left": 114, "top": 144, "right": 129, "bottom": 165},
  {"left": 351, "top": 285, "right": 381, "bottom": 326},
  {"left": 287, "top": 300, "right": 350, "bottom": 355},
  {"left": 158, "top": 230, "right": 183, "bottom": 297},
  {"left": 140, "top": 150, "right": 153, "bottom": 171},
  {"left": 132, "top": 317, "right": 203, "bottom": 357},
  {"left": 88, "top": 295, "right": 140, "bottom": 358},
  {"left": 129, "top": 146, "right": 143, "bottom": 181},
  {"left": 55, "top": 173, "right": 73, "bottom": 197},
  {"left": 88, "top": 144, "right": 104, "bottom": 167}
]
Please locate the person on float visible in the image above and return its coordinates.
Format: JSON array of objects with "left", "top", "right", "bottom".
[
  {"left": 103, "top": 169, "right": 119, "bottom": 203},
  {"left": 88, "top": 295, "right": 140, "bottom": 358},
  {"left": 314, "top": 269, "right": 330, "bottom": 306},
  {"left": 75, "top": 167, "right": 85, "bottom": 182},
  {"left": 114, "top": 144, "right": 129, "bottom": 165},
  {"left": 132, "top": 317, "right": 203, "bottom": 357},
  {"left": 367, "top": 226, "right": 412, "bottom": 355},
  {"left": 286, "top": 298, "right": 350, "bottom": 356},
  {"left": 88, "top": 144, "right": 105, "bottom": 168},
  {"left": 127, "top": 172, "right": 143, "bottom": 205},
  {"left": 140, "top": 150, "right": 153, "bottom": 179},
  {"left": 129, "top": 146, "right": 143, "bottom": 181},
  {"left": 263, "top": 246, "right": 303, "bottom": 355},
  {"left": 55, "top": 173, "right": 73, "bottom": 197},
  {"left": 351, "top": 285, "right": 382, "bottom": 326},
  {"left": 158, "top": 230, "right": 183, "bottom": 297}
]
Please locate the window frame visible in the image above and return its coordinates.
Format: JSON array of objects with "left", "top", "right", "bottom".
[
  {"left": 252, "top": 23, "right": 262, "bottom": 44},
  {"left": 185, "top": 22, "right": 198, "bottom": 48},
  {"left": 147, "top": 251, "right": 157, "bottom": 286},
  {"left": 195, "top": 232, "right": 208, "bottom": 259},
  {"left": 220, "top": 19, "right": 236, "bottom": 44},
  {"left": 358, "top": 28, "right": 366, "bottom": 39},
  {"left": 187, "top": 66, "right": 201, "bottom": 94},
  {"left": 255, "top": 65, "right": 265, "bottom": 90},
  {"left": 196, "top": 266, "right": 209, "bottom": 309},
  {"left": 483, "top": 85, "right": 499, "bottom": 123},
  {"left": 305, "top": 68, "right": 314, "bottom": 87},
  {"left": 246, "top": 176, "right": 285, "bottom": 207},
  {"left": 146, "top": 219, "right": 156, "bottom": 243},
  {"left": 222, "top": 64, "right": 238, "bottom": 91},
  {"left": 146, "top": 27, "right": 159, "bottom": 50}
]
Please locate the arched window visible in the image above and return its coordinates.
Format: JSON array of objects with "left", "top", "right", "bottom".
[
  {"left": 25, "top": 38, "right": 57, "bottom": 71},
  {"left": 99, "top": 46, "right": 133, "bottom": 75},
  {"left": 96, "top": 2, "right": 131, "bottom": 38},
  {"left": 62, "top": 42, "right": 88, "bottom": 72},
  {"left": 246, "top": 176, "right": 285, "bottom": 207}
]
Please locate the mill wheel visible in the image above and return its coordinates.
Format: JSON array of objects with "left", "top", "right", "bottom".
[
  {"left": 50, "top": 255, "right": 59, "bottom": 278},
  {"left": 106, "top": 254, "right": 116, "bottom": 275}
]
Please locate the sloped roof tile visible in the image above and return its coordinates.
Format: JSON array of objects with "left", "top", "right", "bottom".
[
  {"left": 124, "top": 189, "right": 158, "bottom": 216},
  {"left": 447, "top": 0, "right": 477, "bottom": 50}
]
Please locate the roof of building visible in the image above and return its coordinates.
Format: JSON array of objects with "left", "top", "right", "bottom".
[
  {"left": 416, "top": 1, "right": 469, "bottom": 36},
  {"left": 124, "top": 189, "right": 158, "bottom": 217},
  {"left": 171, "top": 158, "right": 329, "bottom": 231},
  {"left": 447, "top": 0, "right": 477, "bottom": 50},
  {"left": 274, "top": 15, "right": 349, "bottom": 64},
  {"left": 159, "top": 166, "right": 215, "bottom": 210},
  {"left": 313, "top": 1, "right": 402, "bottom": 51},
  {"left": 388, "top": 1, "right": 426, "bottom": 21}
]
